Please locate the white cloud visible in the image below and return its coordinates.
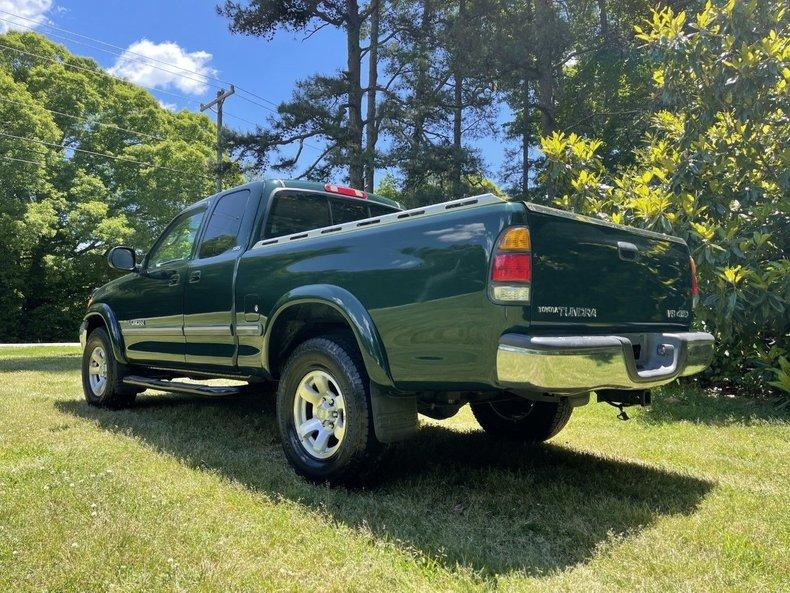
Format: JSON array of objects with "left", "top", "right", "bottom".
[
  {"left": 0, "top": 0, "right": 53, "bottom": 33},
  {"left": 108, "top": 39, "right": 217, "bottom": 96}
]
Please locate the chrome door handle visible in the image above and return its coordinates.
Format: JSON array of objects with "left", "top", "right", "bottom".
[
  {"left": 189, "top": 270, "right": 202, "bottom": 283},
  {"left": 168, "top": 273, "right": 180, "bottom": 286}
]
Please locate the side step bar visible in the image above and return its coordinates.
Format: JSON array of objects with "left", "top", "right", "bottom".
[{"left": 123, "top": 375, "right": 244, "bottom": 396}]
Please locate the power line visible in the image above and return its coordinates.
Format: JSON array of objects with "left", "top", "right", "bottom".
[
  {"left": 222, "top": 110, "right": 264, "bottom": 127},
  {"left": 0, "top": 130, "right": 215, "bottom": 179},
  {"left": 0, "top": 154, "right": 44, "bottom": 166},
  {"left": 0, "top": 18, "right": 327, "bottom": 156},
  {"left": 0, "top": 15, "right": 226, "bottom": 93},
  {"left": 0, "top": 42, "right": 206, "bottom": 107},
  {"left": 0, "top": 96, "right": 164, "bottom": 141},
  {"left": 0, "top": 8, "right": 281, "bottom": 112},
  {"left": 0, "top": 40, "right": 275, "bottom": 127},
  {"left": 0, "top": 46, "right": 322, "bottom": 155}
]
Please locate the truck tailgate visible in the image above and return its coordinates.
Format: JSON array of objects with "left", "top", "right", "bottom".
[{"left": 525, "top": 203, "right": 692, "bottom": 328}]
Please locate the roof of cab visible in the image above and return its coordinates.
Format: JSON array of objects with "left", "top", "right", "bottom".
[
  {"left": 189, "top": 179, "right": 402, "bottom": 212},
  {"left": 273, "top": 179, "right": 402, "bottom": 209}
]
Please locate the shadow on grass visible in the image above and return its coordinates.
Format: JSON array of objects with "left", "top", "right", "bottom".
[
  {"left": 641, "top": 386, "right": 788, "bottom": 427},
  {"left": 0, "top": 354, "right": 82, "bottom": 374},
  {"left": 57, "top": 391, "right": 713, "bottom": 577}
]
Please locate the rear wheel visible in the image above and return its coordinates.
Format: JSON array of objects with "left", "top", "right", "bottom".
[
  {"left": 471, "top": 396, "right": 572, "bottom": 442},
  {"left": 276, "top": 335, "right": 381, "bottom": 484},
  {"left": 81, "top": 327, "right": 137, "bottom": 408}
]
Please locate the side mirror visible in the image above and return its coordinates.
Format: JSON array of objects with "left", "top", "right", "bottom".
[{"left": 107, "top": 246, "right": 137, "bottom": 272}]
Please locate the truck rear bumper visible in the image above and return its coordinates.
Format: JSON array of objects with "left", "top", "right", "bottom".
[{"left": 496, "top": 332, "right": 714, "bottom": 394}]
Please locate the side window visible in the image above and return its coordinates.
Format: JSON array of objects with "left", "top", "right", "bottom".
[
  {"left": 147, "top": 210, "right": 205, "bottom": 269},
  {"left": 330, "top": 197, "right": 369, "bottom": 224},
  {"left": 198, "top": 190, "right": 251, "bottom": 259},
  {"left": 264, "top": 193, "right": 330, "bottom": 239}
]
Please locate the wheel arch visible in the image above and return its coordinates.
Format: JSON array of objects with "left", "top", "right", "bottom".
[
  {"left": 82, "top": 303, "right": 128, "bottom": 364},
  {"left": 264, "top": 285, "right": 393, "bottom": 387}
]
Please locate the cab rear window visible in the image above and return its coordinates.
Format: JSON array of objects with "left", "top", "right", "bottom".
[
  {"left": 263, "top": 192, "right": 398, "bottom": 239},
  {"left": 264, "top": 194, "right": 331, "bottom": 238}
]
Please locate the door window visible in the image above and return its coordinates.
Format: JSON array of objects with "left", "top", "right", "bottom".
[
  {"left": 198, "top": 190, "right": 251, "bottom": 259},
  {"left": 147, "top": 210, "right": 205, "bottom": 269},
  {"left": 264, "top": 193, "right": 331, "bottom": 238}
]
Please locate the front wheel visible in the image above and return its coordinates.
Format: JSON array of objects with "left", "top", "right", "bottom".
[
  {"left": 470, "top": 396, "right": 572, "bottom": 442},
  {"left": 81, "top": 327, "right": 137, "bottom": 408},
  {"left": 276, "top": 335, "right": 381, "bottom": 485}
]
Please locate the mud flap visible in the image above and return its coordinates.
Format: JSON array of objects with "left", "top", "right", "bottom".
[{"left": 370, "top": 383, "right": 418, "bottom": 443}]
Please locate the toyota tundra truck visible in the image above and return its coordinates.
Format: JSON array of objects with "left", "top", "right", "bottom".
[{"left": 80, "top": 179, "right": 714, "bottom": 483}]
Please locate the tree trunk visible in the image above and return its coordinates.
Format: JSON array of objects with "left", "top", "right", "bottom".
[
  {"left": 521, "top": 79, "right": 531, "bottom": 198},
  {"left": 406, "top": 0, "right": 432, "bottom": 193},
  {"left": 535, "top": 0, "right": 555, "bottom": 138},
  {"left": 452, "top": 72, "right": 463, "bottom": 197},
  {"left": 364, "top": 0, "right": 380, "bottom": 193},
  {"left": 597, "top": 0, "right": 609, "bottom": 42},
  {"left": 534, "top": 0, "right": 555, "bottom": 199},
  {"left": 451, "top": 0, "right": 466, "bottom": 198},
  {"left": 346, "top": 0, "right": 364, "bottom": 188}
]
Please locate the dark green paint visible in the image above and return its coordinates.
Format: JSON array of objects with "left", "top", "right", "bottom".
[{"left": 85, "top": 180, "right": 693, "bottom": 391}]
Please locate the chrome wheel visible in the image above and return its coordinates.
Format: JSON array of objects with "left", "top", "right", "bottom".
[
  {"left": 87, "top": 345, "right": 108, "bottom": 396},
  {"left": 292, "top": 370, "right": 346, "bottom": 460}
]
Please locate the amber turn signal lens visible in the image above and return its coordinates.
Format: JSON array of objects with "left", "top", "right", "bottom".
[{"left": 498, "top": 227, "right": 531, "bottom": 251}]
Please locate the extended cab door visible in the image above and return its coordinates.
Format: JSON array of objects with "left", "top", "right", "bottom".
[
  {"left": 117, "top": 208, "right": 206, "bottom": 364},
  {"left": 183, "top": 188, "right": 256, "bottom": 368}
]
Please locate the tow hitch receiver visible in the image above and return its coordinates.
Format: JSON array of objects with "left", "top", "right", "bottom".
[{"left": 597, "top": 389, "right": 651, "bottom": 421}]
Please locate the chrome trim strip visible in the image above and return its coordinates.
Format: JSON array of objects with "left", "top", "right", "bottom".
[
  {"left": 121, "top": 327, "right": 183, "bottom": 337},
  {"left": 251, "top": 193, "right": 503, "bottom": 250},
  {"left": 183, "top": 325, "right": 233, "bottom": 336},
  {"left": 235, "top": 323, "right": 263, "bottom": 336},
  {"left": 497, "top": 332, "right": 714, "bottom": 394}
]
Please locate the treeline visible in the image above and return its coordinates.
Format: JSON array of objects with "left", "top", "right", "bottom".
[
  {"left": 0, "top": 32, "right": 234, "bottom": 341},
  {"left": 219, "top": 0, "right": 663, "bottom": 206}
]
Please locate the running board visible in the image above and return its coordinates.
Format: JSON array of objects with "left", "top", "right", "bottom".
[{"left": 123, "top": 375, "right": 244, "bottom": 396}]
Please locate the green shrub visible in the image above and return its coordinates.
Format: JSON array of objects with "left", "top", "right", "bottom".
[{"left": 542, "top": 0, "right": 789, "bottom": 396}]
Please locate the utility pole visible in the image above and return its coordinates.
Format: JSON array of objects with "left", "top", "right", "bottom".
[{"left": 200, "top": 85, "right": 235, "bottom": 194}]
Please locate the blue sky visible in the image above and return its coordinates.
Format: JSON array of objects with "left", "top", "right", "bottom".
[{"left": 1, "top": 0, "right": 511, "bottom": 186}]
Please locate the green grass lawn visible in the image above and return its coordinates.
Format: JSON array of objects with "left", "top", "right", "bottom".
[{"left": 1, "top": 346, "right": 787, "bottom": 592}]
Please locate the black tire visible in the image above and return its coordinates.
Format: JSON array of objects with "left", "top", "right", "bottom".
[
  {"left": 276, "top": 335, "right": 381, "bottom": 485},
  {"left": 471, "top": 396, "right": 572, "bottom": 442},
  {"left": 81, "top": 327, "right": 137, "bottom": 408}
]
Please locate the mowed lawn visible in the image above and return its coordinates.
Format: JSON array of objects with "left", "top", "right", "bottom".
[{"left": 0, "top": 346, "right": 787, "bottom": 592}]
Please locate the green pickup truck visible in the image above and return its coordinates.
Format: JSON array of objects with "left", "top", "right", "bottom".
[{"left": 80, "top": 179, "right": 714, "bottom": 483}]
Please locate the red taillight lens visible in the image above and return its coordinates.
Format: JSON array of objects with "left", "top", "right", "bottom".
[
  {"left": 492, "top": 253, "right": 532, "bottom": 283},
  {"left": 690, "top": 256, "right": 699, "bottom": 297}
]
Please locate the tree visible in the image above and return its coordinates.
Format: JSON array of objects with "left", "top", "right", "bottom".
[
  {"left": 0, "top": 32, "right": 227, "bottom": 340},
  {"left": 542, "top": 0, "right": 790, "bottom": 394},
  {"left": 218, "top": 0, "right": 382, "bottom": 188}
]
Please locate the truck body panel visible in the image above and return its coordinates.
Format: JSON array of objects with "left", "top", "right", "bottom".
[
  {"left": 235, "top": 199, "right": 527, "bottom": 390},
  {"left": 526, "top": 204, "right": 692, "bottom": 333}
]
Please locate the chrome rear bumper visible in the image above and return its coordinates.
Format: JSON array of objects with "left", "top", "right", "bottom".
[{"left": 496, "top": 332, "right": 714, "bottom": 394}]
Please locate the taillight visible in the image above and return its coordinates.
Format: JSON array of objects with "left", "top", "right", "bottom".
[
  {"left": 492, "top": 254, "right": 532, "bottom": 282},
  {"left": 489, "top": 226, "right": 531, "bottom": 304},
  {"left": 690, "top": 256, "right": 699, "bottom": 306}
]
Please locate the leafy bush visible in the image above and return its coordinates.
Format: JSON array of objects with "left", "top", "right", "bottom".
[{"left": 542, "top": 0, "right": 789, "bottom": 396}]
